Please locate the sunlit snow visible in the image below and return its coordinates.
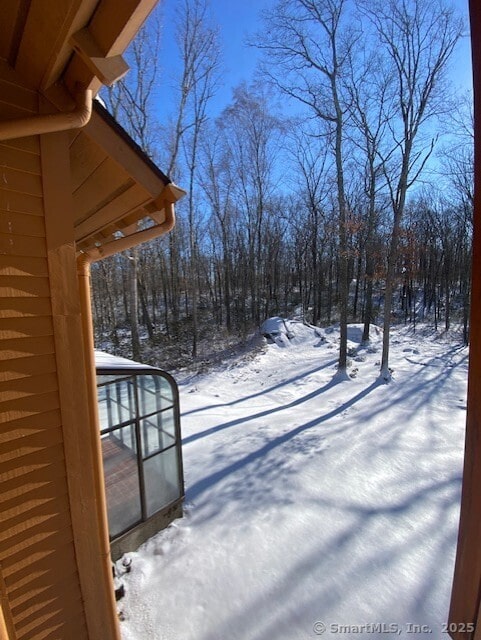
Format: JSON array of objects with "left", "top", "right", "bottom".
[{"left": 116, "top": 322, "right": 468, "bottom": 640}]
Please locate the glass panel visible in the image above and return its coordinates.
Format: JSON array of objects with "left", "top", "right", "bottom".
[
  {"left": 140, "top": 410, "right": 176, "bottom": 458},
  {"left": 111, "top": 423, "right": 136, "bottom": 452},
  {"left": 143, "top": 447, "right": 181, "bottom": 517},
  {"left": 137, "top": 375, "right": 173, "bottom": 416},
  {"left": 161, "top": 407, "right": 176, "bottom": 439},
  {"left": 97, "top": 377, "right": 136, "bottom": 431},
  {"left": 97, "top": 385, "right": 110, "bottom": 431},
  {"left": 101, "top": 431, "right": 141, "bottom": 537},
  {"left": 157, "top": 376, "right": 174, "bottom": 403}
]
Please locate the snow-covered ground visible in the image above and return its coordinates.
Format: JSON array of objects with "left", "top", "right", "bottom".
[{"left": 117, "top": 322, "right": 468, "bottom": 640}]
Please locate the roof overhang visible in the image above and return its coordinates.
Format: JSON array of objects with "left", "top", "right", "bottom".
[
  {"left": 0, "top": 0, "right": 157, "bottom": 94},
  {"left": 0, "top": 0, "right": 184, "bottom": 260},
  {"left": 72, "top": 101, "right": 185, "bottom": 259}
]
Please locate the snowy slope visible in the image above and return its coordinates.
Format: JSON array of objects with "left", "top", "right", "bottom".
[{"left": 117, "top": 323, "right": 468, "bottom": 640}]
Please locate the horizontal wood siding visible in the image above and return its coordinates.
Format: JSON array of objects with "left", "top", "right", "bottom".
[{"left": 0, "top": 70, "right": 88, "bottom": 639}]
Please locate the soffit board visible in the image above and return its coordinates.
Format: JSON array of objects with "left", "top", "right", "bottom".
[
  {"left": 71, "top": 102, "right": 173, "bottom": 253},
  {"left": 0, "top": 0, "right": 157, "bottom": 92}
]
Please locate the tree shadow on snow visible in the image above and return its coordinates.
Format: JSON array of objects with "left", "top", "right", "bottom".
[
  {"left": 195, "top": 469, "right": 462, "bottom": 640},
  {"left": 184, "top": 342, "right": 466, "bottom": 640},
  {"left": 181, "top": 358, "right": 338, "bottom": 418},
  {"left": 186, "top": 379, "right": 382, "bottom": 504}
]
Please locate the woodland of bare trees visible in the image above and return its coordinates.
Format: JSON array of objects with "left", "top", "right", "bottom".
[{"left": 91, "top": 0, "right": 472, "bottom": 375}]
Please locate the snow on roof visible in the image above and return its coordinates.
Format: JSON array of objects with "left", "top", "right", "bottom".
[{"left": 95, "top": 350, "right": 156, "bottom": 371}]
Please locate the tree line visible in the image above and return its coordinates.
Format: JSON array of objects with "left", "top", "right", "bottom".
[{"left": 91, "top": 0, "right": 472, "bottom": 376}]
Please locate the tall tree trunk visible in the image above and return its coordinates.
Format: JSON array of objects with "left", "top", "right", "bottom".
[
  {"left": 138, "top": 278, "right": 154, "bottom": 339},
  {"left": 334, "top": 108, "right": 349, "bottom": 374},
  {"left": 362, "top": 167, "right": 378, "bottom": 344},
  {"left": 129, "top": 249, "right": 141, "bottom": 360}
]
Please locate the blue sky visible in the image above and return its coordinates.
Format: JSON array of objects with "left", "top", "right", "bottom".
[
  {"left": 158, "top": 0, "right": 269, "bottom": 117},
  {"left": 156, "top": 0, "right": 473, "bottom": 120},
  {"left": 451, "top": 0, "right": 474, "bottom": 94}
]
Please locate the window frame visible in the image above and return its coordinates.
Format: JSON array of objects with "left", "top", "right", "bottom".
[{"left": 96, "top": 365, "right": 185, "bottom": 541}]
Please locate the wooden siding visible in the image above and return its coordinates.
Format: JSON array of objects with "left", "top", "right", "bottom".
[
  {"left": 41, "top": 123, "right": 121, "bottom": 640},
  {"left": 0, "top": 68, "right": 89, "bottom": 640}
]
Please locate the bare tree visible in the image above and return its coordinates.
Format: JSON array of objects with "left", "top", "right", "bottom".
[
  {"left": 199, "top": 125, "right": 236, "bottom": 330},
  {"left": 440, "top": 94, "right": 474, "bottom": 345},
  {"left": 358, "top": 0, "right": 463, "bottom": 379},
  {"left": 345, "top": 48, "right": 396, "bottom": 343},
  {"left": 104, "top": 13, "right": 162, "bottom": 158},
  {"left": 218, "top": 84, "right": 283, "bottom": 328},
  {"left": 288, "top": 124, "right": 331, "bottom": 325},
  {"left": 102, "top": 11, "right": 163, "bottom": 359},
  {"left": 256, "top": 0, "right": 359, "bottom": 376},
  {"left": 440, "top": 92, "right": 474, "bottom": 222},
  {"left": 172, "top": 0, "right": 221, "bottom": 357},
  {"left": 89, "top": 0, "right": 471, "bottom": 372}
]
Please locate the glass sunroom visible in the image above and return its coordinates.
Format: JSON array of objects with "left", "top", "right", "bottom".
[{"left": 95, "top": 352, "right": 184, "bottom": 559}]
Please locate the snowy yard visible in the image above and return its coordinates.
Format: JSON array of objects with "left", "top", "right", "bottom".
[{"left": 117, "top": 323, "right": 468, "bottom": 640}]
